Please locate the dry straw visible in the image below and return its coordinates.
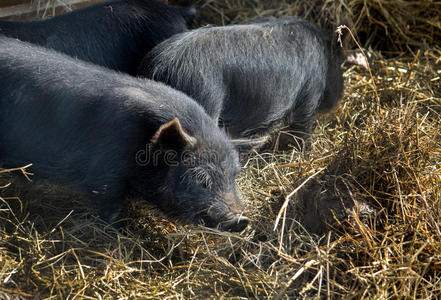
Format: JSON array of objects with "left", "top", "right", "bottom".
[
  {"left": 176, "top": 0, "right": 441, "bottom": 52},
  {"left": 1, "top": 0, "right": 441, "bottom": 298}
]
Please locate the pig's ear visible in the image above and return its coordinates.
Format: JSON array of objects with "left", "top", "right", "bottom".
[
  {"left": 152, "top": 118, "right": 197, "bottom": 151},
  {"left": 231, "top": 136, "right": 269, "bottom": 153}
]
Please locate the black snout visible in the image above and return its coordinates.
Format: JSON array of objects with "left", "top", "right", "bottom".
[{"left": 218, "top": 215, "right": 249, "bottom": 232}]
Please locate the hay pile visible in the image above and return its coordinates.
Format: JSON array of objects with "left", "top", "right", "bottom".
[
  {"left": 173, "top": 0, "right": 441, "bottom": 53},
  {"left": 1, "top": 0, "right": 441, "bottom": 298}
]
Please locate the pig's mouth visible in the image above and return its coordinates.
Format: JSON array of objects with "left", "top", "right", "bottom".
[
  {"left": 200, "top": 213, "right": 249, "bottom": 232},
  {"left": 217, "top": 214, "right": 249, "bottom": 232}
]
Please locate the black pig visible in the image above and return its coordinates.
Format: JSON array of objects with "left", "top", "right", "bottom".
[
  {"left": 139, "top": 16, "right": 346, "bottom": 148},
  {"left": 0, "top": 0, "right": 195, "bottom": 75},
  {"left": 0, "top": 36, "right": 248, "bottom": 232}
]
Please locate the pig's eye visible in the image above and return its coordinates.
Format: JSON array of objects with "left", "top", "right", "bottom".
[
  {"left": 196, "top": 172, "right": 212, "bottom": 188},
  {"left": 183, "top": 167, "right": 213, "bottom": 189}
]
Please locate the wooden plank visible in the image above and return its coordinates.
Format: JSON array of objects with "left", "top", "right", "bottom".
[{"left": 0, "top": 0, "right": 101, "bottom": 19}]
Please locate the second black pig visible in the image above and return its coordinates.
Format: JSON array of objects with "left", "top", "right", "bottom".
[{"left": 139, "top": 17, "right": 346, "bottom": 148}]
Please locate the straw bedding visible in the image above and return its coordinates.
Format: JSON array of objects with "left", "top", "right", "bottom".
[{"left": 1, "top": 0, "right": 440, "bottom": 298}]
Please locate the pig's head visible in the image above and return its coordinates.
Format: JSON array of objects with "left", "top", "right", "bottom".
[{"left": 147, "top": 118, "right": 249, "bottom": 232}]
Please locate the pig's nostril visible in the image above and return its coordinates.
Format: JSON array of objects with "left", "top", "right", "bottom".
[{"left": 221, "top": 215, "right": 249, "bottom": 232}]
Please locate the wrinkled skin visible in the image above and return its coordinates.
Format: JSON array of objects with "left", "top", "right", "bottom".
[{"left": 151, "top": 149, "right": 248, "bottom": 230}]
